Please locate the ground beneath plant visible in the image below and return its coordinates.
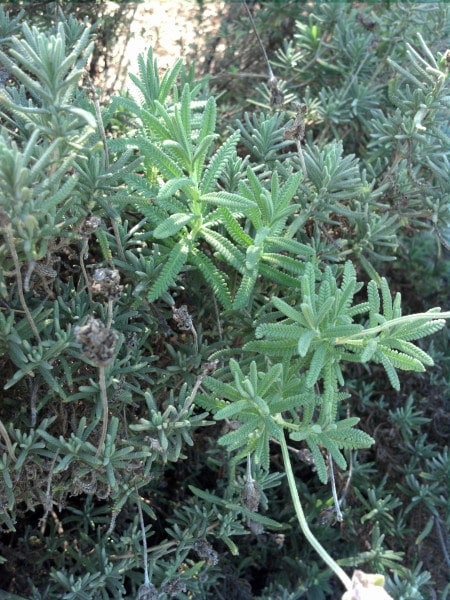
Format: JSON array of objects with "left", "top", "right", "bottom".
[{"left": 92, "top": 1, "right": 227, "bottom": 97}]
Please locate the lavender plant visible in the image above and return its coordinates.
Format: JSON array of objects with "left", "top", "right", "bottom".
[{"left": 0, "top": 3, "right": 448, "bottom": 599}]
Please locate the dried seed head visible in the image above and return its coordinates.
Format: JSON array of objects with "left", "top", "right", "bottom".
[
  {"left": 91, "top": 268, "right": 123, "bottom": 300},
  {"left": 192, "top": 538, "right": 219, "bottom": 566},
  {"left": 137, "top": 583, "right": 160, "bottom": 600},
  {"left": 171, "top": 304, "right": 193, "bottom": 331},
  {"left": 74, "top": 316, "right": 118, "bottom": 367},
  {"left": 80, "top": 215, "right": 102, "bottom": 237},
  {"left": 242, "top": 477, "right": 261, "bottom": 512}
]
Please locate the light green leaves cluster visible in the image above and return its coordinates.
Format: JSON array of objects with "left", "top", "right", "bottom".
[
  {"left": 249, "top": 261, "right": 446, "bottom": 390},
  {"left": 123, "top": 49, "right": 313, "bottom": 309},
  {"left": 203, "top": 262, "right": 448, "bottom": 483},
  {"left": 203, "top": 358, "right": 374, "bottom": 484}
]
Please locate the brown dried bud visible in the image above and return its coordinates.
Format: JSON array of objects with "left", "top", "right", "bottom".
[
  {"left": 91, "top": 268, "right": 123, "bottom": 301},
  {"left": 74, "top": 316, "right": 118, "bottom": 367}
]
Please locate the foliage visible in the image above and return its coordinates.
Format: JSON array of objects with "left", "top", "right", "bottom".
[{"left": 0, "top": 3, "right": 448, "bottom": 599}]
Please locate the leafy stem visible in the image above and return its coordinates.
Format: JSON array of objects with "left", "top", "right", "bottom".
[{"left": 334, "top": 311, "right": 450, "bottom": 344}]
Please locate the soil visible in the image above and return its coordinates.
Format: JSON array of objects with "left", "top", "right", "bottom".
[{"left": 88, "top": 1, "right": 227, "bottom": 97}]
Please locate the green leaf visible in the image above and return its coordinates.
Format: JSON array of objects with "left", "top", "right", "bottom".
[
  {"left": 214, "top": 400, "right": 249, "bottom": 421},
  {"left": 360, "top": 339, "right": 378, "bottom": 362},
  {"left": 306, "top": 344, "right": 327, "bottom": 388},
  {"left": 200, "top": 190, "right": 257, "bottom": 211},
  {"left": 377, "top": 351, "right": 400, "bottom": 390},
  {"left": 189, "top": 247, "right": 232, "bottom": 309},
  {"left": 200, "top": 130, "right": 240, "bottom": 194},
  {"left": 153, "top": 213, "right": 194, "bottom": 239},
  {"left": 201, "top": 227, "right": 245, "bottom": 272},
  {"left": 156, "top": 177, "right": 194, "bottom": 200},
  {"left": 233, "top": 270, "right": 258, "bottom": 310},
  {"left": 147, "top": 239, "right": 189, "bottom": 302},
  {"left": 297, "top": 330, "right": 317, "bottom": 357},
  {"left": 272, "top": 297, "right": 306, "bottom": 324}
]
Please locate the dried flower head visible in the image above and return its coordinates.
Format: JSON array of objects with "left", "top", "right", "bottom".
[
  {"left": 171, "top": 304, "right": 193, "bottom": 331},
  {"left": 137, "top": 583, "right": 160, "bottom": 600},
  {"left": 80, "top": 215, "right": 102, "bottom": 237},
  {"left": 284, "top": 102, "right": 307, "bottom": 142},
  {"left": 192, "top": 538, "right": 219, "bottom": 566},
  {"left": 268, "top": 76, "right": 284, "bottom": 107},
  {"left": 74, "top": 315, "right": 118, "bottom": 366},
  {"left": 91, "top": 268, "right": 123, "bottom": 300}
]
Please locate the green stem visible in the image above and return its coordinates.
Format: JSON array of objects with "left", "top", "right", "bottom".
[
  {"left": 279, "top": 431, "right": 352, "bottom": 592},
  {"left": 2, "top": 221, "right": 41, "bottom": 344}
]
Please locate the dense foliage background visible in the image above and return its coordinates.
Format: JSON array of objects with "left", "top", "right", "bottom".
[{"left": 0, "top": 2, "right": 448, "bottom": 599}]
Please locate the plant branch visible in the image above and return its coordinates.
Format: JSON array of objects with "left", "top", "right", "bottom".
[{"left": 335, "top": 311, "right": 450, "bottom": 344}]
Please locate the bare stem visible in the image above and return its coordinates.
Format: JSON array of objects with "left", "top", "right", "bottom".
[
  {"left": 328, "top": 452, "right": 343, "bottom": 522},
  {"left": 79, "top": 239, "right": 92, "bottom": 301},
  {"left": 279, "top": 431, "right": 352, "bottom": 591},
  {"left": 242, "top": 0, "right": 274, "bottom": 80},
  {"left": 106, "top": 299, "right": 114, "bottom": 329},
  {"left": 2, "top": 220, "right": 41, "bottom": 344},
  {"left": 296, "top": 140, "right": 307, "bottom": 176},
  {"left": 95, "top": 366, "right": 109, "bottom": 458},
  {"left": 136, "top": 490, "right": 150, "bottom": 587}
]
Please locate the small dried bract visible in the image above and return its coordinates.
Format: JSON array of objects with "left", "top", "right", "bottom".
[
  {"left": 74, "top": 315, "right": 118, "bottom": 366},
  {"left": 91, "top": 268, "right": 123, "bottom": 300}
]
